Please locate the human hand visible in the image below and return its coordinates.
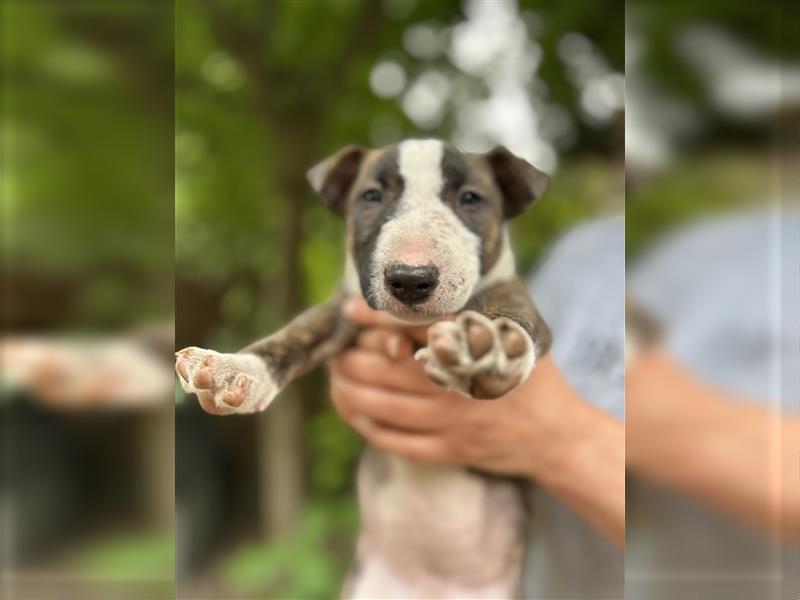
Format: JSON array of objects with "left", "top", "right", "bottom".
[{"left": 330, "top": 297, "right": 576, "bottom": 479}]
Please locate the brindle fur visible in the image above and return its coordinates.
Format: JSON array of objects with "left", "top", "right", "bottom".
[
  {"left": 235, "top": 277, "right": 549, "bottom": 394},
  {"left": 239, "top": 289, "right": 356, "bottom": 389},
  {"left": 240, "top": 278, "right": 551, "bottom": 387},
  {"left": 466, "top": 277, "right": 552, "bottom": 357}
]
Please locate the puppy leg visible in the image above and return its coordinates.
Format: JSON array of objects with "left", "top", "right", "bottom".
[{"left": 176, "top": 291, "right": 357, "bottom": 415}]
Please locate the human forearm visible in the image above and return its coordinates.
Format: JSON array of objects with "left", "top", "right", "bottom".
[
  {"left": 626, "top": 350, "right": 800, "bottom": 540},
  {"left": 522, "top": 358, "right": 626, "bottom": 547}
]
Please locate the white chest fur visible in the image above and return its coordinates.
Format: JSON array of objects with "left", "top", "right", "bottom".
[{"left": 349, "top": 450, "right": 527, "bottom": 599}]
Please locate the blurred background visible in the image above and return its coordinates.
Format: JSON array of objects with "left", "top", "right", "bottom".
[
  {"left": 175, "top": 0, "right": 622, "bottom": 597},
  {"left": 625, "top": 1, "right": 799, "bottom": 598},
  {"left": 625, "top": 0, "right": 798, "bottom": 252},
  {"left": 1, "top": 2, "right": 174, "bottom": 599},
  {"left": 3, "top": 0, "right": 796, "bottom": 599}
]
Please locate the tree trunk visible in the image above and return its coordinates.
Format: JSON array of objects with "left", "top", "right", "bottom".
[
  {"left": 257, "top": 137, "right": 310, "bottom": 538},
  {"left": 198, "top": 0, "right": 385, "bottom": 539}
]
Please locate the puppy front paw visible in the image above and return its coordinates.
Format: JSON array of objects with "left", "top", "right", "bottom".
[
  {"left": 415, "top": 311, "right": 535, "bottom": 399},
  {"left": 175, "top": 347, "right": 278, "bottom": 414}
]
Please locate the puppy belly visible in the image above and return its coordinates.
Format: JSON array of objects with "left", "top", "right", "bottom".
[
  {"left": 348, "top": 448, "right": 527, "bottom": 599},
  {"left": 348, "top": 556, "right": 517, "bottom": 600}
]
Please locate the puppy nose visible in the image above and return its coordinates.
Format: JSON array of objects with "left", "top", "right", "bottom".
[{"left": 385, "top": 264, "right": 439, "bottom": 305}]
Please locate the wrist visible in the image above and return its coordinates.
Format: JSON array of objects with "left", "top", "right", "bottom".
[
  {"left": 516, "top": 356, "right": 626, "bottom": 546},
  {"left": 519, "top": 356, "right": 604, "bottom": 484},
  {"left": 625, "top": 348, "right": 721, "bottom": 473}
]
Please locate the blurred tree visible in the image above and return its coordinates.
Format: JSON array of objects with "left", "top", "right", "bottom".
[{"left": 2, "top": 2, "right": 174, "bottom": 330}]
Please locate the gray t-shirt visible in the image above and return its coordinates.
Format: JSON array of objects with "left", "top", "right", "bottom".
[
  {"left": 521, "top": 212, "right": 799, "bottom": 599},
  {"left": 523, "top": 216, "right": 625, "bottom": 599},
  {"left": 626, "top": 211, "right": 799, "bottom": 600}
]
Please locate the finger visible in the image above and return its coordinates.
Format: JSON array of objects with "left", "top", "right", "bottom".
[
  {"left": 350, "top": 416, "right": 452, "bottom": 464},
  {"left": 403, "top": 324, "right": 434, "bottom": 346},
  {"left": 343, "top": 297, "right": 449, "bottom": 345},
  {"left": 356, "top": 328, "right": 414, "bottom": 360},
  {"left": 330, "top": 369, "right": 449, "bottom": 431},
  {"left": 335, "top": 348, "right": 441, "bottom": 394},
  {"left": 343, "top": 297, "right": 404, "bottom": 328},
  {"left": 329, "top": 369, "right": 452, "bottom": 432},
  {"left": 342, "top": 297, "right": 435, "bottom": 344}
]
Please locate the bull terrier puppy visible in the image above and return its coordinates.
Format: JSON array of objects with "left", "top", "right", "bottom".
[{"left": 176, "top": 139, "right": 551, "bottom": 598}]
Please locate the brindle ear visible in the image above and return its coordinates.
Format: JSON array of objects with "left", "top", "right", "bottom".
[
  {"left": 486, "top": 146, "right": 549, "bottom": 219},
  {"left": 306, "top": 145, "right": 366, "bottom": 215}
]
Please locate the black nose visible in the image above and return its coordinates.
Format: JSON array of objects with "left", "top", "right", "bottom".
[{"left": 385, "top": 264, "right": 439, "bottom": 305}]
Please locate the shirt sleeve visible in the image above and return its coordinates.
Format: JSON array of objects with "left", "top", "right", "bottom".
[{"left": 527, "top": 216, "right": 626, "bottom": 420}]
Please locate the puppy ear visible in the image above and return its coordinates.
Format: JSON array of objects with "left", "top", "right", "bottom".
[
  {"left": 306, "top": 145, "right": 366, "bottom": 215},
  {"left": 486, "top": 146, "right": 549, "bottom": 219}
]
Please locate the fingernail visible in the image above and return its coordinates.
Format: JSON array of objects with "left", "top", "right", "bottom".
[
  {"left": 387, "top": 335, "right": 401, "bottom": 360},
  {"left": 343, "top": 298, "right": 359, "bottom": 319}
]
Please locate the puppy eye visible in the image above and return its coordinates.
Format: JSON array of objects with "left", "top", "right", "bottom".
[
  {"left": 361, "top": 189, "right": 382, "bottom": 203},
  {"left": 459, "top": 191, "right": 482, "bottom": 206}
]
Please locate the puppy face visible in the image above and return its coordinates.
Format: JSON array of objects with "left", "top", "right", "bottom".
[{"left": 307, "top": 140, "right": 548, "bottom": 321}]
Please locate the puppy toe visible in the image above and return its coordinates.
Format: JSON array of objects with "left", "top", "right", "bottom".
[
  {"left": 192, "top": 367, "right": 215, "bottom": 390},
  {"left": 465, "top": 318, "right": 493, "bottom": 359},
  {"left": 198, "top": 392, "right": 228, "bottom": 415},
  {"left": 499, "top": 325, "right": 526, "bottom": 359},
  {"left": 472, "top": 371, "right": 520, "bottom": 400},
  {"left": 414, "top": 348, "right": 431, "bottom": 365},
  {"left": 222, "top": 375, "right": 251, "bottom": 407},
  {"left": 431, "top": 338, "right": 460, "bottom": 366},
  {"left": 221, "top": 389, "right": 245, "bottom": 407},
  {"left": 175, "top": 358, "right": 190, "bottom": 381}
]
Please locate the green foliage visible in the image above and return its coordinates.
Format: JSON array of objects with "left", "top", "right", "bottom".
[
  {"left": 626, "top": 152, "right": 768, "bottom": 259},
  {"left": 220, "top": 500, "right": 358, "bottom": 599},
  {"left": 71, "top": 531, "right": 174, "bottom": 580},
  {"left": 3, "top": 3, "right": 174, "bottom": 328},
  {"left": 301, "top": 206, "right": 347, "bottom": 306},
  {"left": 630, "top": 0, "right": 794, "bottom": 107},
  {"left": 308, "top": 407, "right": 363, "bottom": 495},
  {"left": 513, "top": 159, "right": 622, "bottom": 273}
]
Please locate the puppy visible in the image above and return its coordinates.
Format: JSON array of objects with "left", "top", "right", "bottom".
[{"left": 176, "top": 139, "right": 551, "bottom": 598}]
